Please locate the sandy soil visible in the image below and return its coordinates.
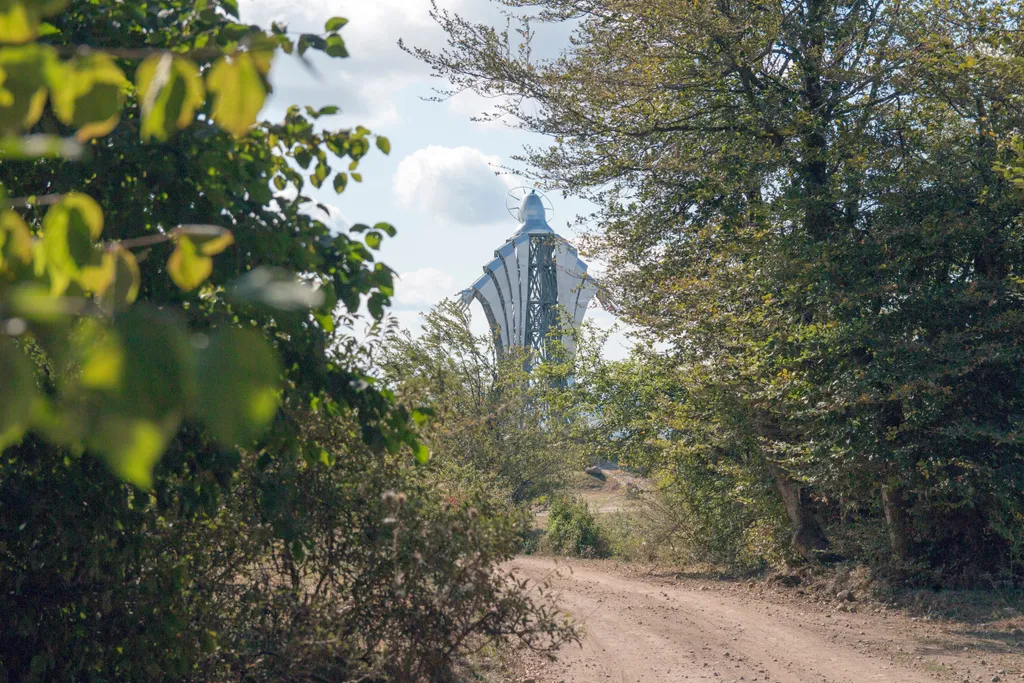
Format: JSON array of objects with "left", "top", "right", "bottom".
[{"left": 509, "top": 556, "right": 1023, "bottom": 683}]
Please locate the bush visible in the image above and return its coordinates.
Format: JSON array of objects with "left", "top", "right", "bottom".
[
  {"left": 546, "top": 497, "right": 605, "bottom": 557},
  {"left": 0, "top": 414, "right": 577, "bottom": 682}
]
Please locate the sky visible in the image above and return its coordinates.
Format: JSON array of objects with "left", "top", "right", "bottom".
[{"left": 238, "top": 0, "right": 634, "bottom": 359}]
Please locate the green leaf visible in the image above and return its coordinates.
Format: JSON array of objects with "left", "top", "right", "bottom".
[
  {"left": 365, "top": 231, "right": 382, "bottom": 250},
  {"left": 42, "top": 193, "right": 103, "bottom": 282},
  {"left": 167, "top": 234, "right": 212, "bottom": 291},
  {"left": 0, "top": 0, "right": 67, "bottom": 43},
  {"left": 375, "top": 135, "right": 391, "bottom": 155},
  {"left": 114, "top": 308, "right": 194, "bottom": 421},
  {"left": 172, "top": 224, "right": 235, "bottom": 255},
  {"left": 333, "top": 172, "right": 348, "bottom": 193},
  {"left": 91, "top": 416, "right": 171, "bottom": 489},
  {"left": 367, "top": 291, "right": 387, "bottom": 320},
  {"left": 0, "top": 208, "right": 32, "bottom": 272},
  {"left": 228, "top": 266, "right": 326, "bottom": 311},
  {"left": 325, "top": 34, "right": 349, "bottom": 58},
  {"left": 195, "top": 327, "right": 281, "bottom": 446},
  {"left": 0, "top": 337, "right": 36, "bottom": 445},
  {"left": 373, "top": 221, "right": 397, "bottom": 237},
  {"left": 136, "top": 54, "right": 205, "bottom": 142},
  {"left": 72, "top": 318, "right": 122, "bottom": 391},
  {"left": 206, "top": 52, "right": 270, "bottom": 137},
  {"left": 0, "top": 44, "right": 56, "bottom": 132},
  {"left": 50, "top": 53, "right": 128, "bottom": 141},
  {"left": 101, "top": 246, "right": 141, "bottom": 311},
  {"left": 413, "top": 442, "right": 430, "bottom": 464},
  {"left": 325, "top": 16, "right": 348, "bottom": 31}
]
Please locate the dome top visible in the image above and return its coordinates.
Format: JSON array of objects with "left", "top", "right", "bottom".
[{"left": 516, "top": 190, "right": 554, "bottom": 235}]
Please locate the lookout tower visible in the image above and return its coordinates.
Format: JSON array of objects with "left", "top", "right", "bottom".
[{"left": 458, "top": 188, "right": 598, "bottom": 366}]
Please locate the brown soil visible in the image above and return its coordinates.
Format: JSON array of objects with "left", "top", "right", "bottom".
[{"left": 508, "top": 556, "right": 1023, "bottom": 683}]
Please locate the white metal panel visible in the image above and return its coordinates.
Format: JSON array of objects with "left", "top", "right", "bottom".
[
  {"left": 514, "top": 234, "right": 530, "bottom": 347},
  {"left": 572, "top": 275, "right": 598, "bottom": 329},
  {"left": 484, "top": 257, "right": 514, "bottom": 348},
  {"left": 497, "top": 241, "right": 521, "bottom": 346},
  {"left": 555, "top": 241, "right": 582, "bottom": 326},
  {"left": 476, "top": 275, "right": 509, "bottom": 350}
]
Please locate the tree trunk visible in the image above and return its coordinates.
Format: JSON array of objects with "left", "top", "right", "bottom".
[
  {"left": 881, "top": 484, "right": 912, "bottom": 562},
  {"left": 767, "top": 462, "right": 830, "bottom": 561}
]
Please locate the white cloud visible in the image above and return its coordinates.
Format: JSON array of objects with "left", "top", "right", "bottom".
[
  {"left": 394, "top": 267, "right": 458, "bottom": 309},
  {"left": 240, "top": 0, "right": 471, "bottom": 127},
  {"left": 393, "top": 146, "right": 517, "bottom": 224}
]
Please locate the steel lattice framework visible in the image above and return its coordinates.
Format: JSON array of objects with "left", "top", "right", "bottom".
[{"left": 458, "top": 190, "right": 598, "bottom": 367}]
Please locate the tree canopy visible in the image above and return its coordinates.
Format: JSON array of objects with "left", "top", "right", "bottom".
[{"left": 416, "top": 0, "right": 1024, "bottom": 576}]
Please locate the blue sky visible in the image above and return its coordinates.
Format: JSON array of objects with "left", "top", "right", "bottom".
[{"left": 240, "top": 0, "right": 633, "bottom": 358}]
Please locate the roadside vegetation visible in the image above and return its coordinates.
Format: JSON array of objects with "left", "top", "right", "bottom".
[
  {"left": 415, "top": 0, "right": 1024, "bottom": 590},
  {"left": 0, "top": 3, "right": 574, "bottom": 681}
]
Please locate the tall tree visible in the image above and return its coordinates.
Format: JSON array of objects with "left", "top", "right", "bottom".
[{"left": 413, "top": 0, "right": 1024, "bottom": 570}]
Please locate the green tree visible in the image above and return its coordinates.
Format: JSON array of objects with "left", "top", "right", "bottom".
[
  {"left": 0, "top": 2, "right": 576, "bottom": 679},
  {"left": 415, "top": 0, "right": 1024, "bottom": 575},
  {"left": 380, "top": 300, "right": 603, "bottom": 505}
]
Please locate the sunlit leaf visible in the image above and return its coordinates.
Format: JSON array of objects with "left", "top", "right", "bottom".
[
  {"left": 167, "top": 235, "right": 212, "bottom": 291},
  {"left": 325, "top": 34, "right": 348, "bottom": 58},
  {"left": 0, "top": 208, "right": 32, "bottom": 273},
  {"left": 375, "top": 136, "right": 391, "bottom": 155},
  {"left": 136, "top": 54, "right": 205, "bottom": 142},
  {"left": 42, "top": 198, "right": 98, "bottom": 281},
  {"left": 0, "top": 44, "right": 56, "bottom": 132},
  {"left": 206, "top": 52, "right": 270, "bottom": 137},
  {"left": 49, "top": 192, "right": 103, "bottom": 239},
  {"left": 172, "top": 224, "right": 234, "bottom": 255},
  {"left": 333, "top": 172, "right": 347, "bottom": 193},
  {"left": 77, "top": 247, "right": 116, "bottom": 293},
  {"left": 196, "top": 327, "right": 281, "bottom": 445},
  {"left": 50, "top": 53, "right": 128, "bottom": 141},
  {"left": 90, "top": 416, "right": 171, "bottom": 489},
  {"left": 73, "top": 318, "right": 122, "bottom": 391},
  {"left": 0, "top": 0, "right": 66, "bottom": 43},
  {"left": 325, "top": 16, "right": 348, "bottom": 31}
]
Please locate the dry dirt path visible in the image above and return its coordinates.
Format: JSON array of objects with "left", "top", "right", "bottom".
[{"left": 510, "top": 556, "right": 1022, "bottom": 683}]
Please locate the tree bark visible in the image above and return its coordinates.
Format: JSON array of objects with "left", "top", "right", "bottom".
[
  {"left": 767, "top": 462, "right": 830, "bottom": 561},
  {"left": 881, "top": 484, "right": 912, "bottom": 562}
]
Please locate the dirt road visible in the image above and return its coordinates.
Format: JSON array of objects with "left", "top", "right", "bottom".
[{"left": 510, "top": 556, "right": 1022, "bottom": 683}]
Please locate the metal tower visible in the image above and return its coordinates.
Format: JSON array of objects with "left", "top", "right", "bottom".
[{"left": 458, "top": 189, "right": 598, "bottom": 367}]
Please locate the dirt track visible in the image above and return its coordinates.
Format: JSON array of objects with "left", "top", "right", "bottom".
[{"left": 510, "top": 556, "right": 1022, "bottom": 683}]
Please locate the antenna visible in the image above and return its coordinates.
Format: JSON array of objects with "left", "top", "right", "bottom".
[{"left": 505, "top": 186, "right": 554, "bottom": 222}]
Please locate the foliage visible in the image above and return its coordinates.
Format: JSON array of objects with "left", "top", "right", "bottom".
[
  {"left": 416, "top": 0, "right": 1024, "bottom": 581},
  {"left": 0, "top": 0, "right": 413, "bottom": 489},
  {"left": 0, "top": 2, "right": 576, "bottom": 680},
  {"left": 380, "top": 300, "right": 601, "bottom": 506},
  {"left": 545, "top": 495, "right": 604, "bottom": 557},
  {"left": 0, "top": 409, "right": 578, "bottom": 681}
]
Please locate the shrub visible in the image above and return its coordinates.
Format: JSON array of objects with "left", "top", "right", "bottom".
[
  {"left": 546, "top": 497, "right": 605, "bottom": 557},
  {"left": 0, "top": 414, "right": 577, "bottom": 682}
]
